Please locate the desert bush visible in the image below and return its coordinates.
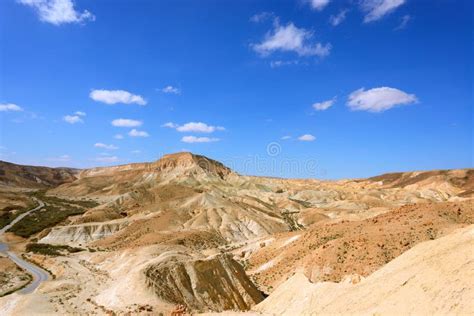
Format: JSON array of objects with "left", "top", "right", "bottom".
[{"left": 25, "top": 243, "right": 84, "bottom": 256}]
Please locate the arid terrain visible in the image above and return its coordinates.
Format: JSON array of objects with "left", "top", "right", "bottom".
[{"left": 0, "top": 152, "right": 472, "bottom": 315}]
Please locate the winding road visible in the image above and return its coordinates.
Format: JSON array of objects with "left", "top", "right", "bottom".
[{"left": 0, "top": 198, "right": 50, "bottom": 294}]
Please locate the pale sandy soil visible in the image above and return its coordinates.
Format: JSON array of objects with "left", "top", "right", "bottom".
[
  {"left": 201, "top": 225, "right": 474, "bottom": 315},
  {"left": 253, "top": 225, "right": 474, "bottom": 315},
  {"left": 0, "top": 257, "right": 31, "bottom": 297}
]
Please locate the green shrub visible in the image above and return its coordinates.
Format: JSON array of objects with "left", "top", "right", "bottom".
[
  {"left": 25, "top": 243, "right": 84, "bottom": 256},
  {"left": 8, "top": 205, "right": 86, "bottom": 238}
]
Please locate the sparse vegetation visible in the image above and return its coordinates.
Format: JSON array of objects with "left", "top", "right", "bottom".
[
  {"left": 8, "top": 204, "right": 85, "bottom": 237},
  {"left": 25, "top": 243, "right": 84, "bottom": 256},
  {"left": 0, "top": 206, "right": 28, "bottom": 229},
  {"left": 8, "top": 191, "right": 99, "bottom": 238},
  {"left": 0, "top": 201, "right": 37, "bottom": 229}
]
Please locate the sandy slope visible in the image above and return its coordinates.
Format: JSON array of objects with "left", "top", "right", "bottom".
[
  {"left": 244, "top": 200, "right": 473, "bottom": 292},
  {"left": 254, "top": 225, "right": 474, "bottom": 315}
]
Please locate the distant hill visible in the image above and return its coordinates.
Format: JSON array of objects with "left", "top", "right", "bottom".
[
  {"left": 368, "top": 169, "right": 474, "bottom": 197},
  {"left": 0, "top": 160, "right": 79, "bottom": 188}
]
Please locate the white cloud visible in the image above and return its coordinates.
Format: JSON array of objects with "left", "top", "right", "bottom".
[
  {"left": 161, "top": 86, "right": 180, "bottom": 94},
  {"left": 181, "top": 136, "right": 220, "bottom": 143},
  {"left": 164, "top": 122, "right": 225, "bottom": 133},
  {"left": 74, "top": 111, "right": 86, "bottom": 116},
  {"left": 17, "top": 0, "right": 95, "bottom": 25},
  {"left": 329, "top": 9, "right": 348, "bottom": 26},
  {"left": 177, "top": 122, "right": 224, "bottom": 133},
  {"left": 111, "top": 119, "right": 143, "bottom": 127},
  {"left": 90, "top": 89, "right": 146, "bottom": 105},
  {"left": 253, "top": 22, "right": 331, "bottom": 58},
  {"left": 131, "top": 150, "right": 141, "bottom": 154},
  {"left": 0, "top": 103, "right": 23, "bottom": 112},
  {"left": 281, "top": 135, "right": 292, "bottom": 140},
  {"left": 347, "top": 87, "right": 418, "bottom": 112},
  {"left": 114, "top": 134, "right": 124, "bottom": 140},
  {"left": 94, "top": 156, "right": 119, "bottom": 163},
  {"left": 128, "top": 129, "right": 149, "bottom": 137},
  {"left": 308, "top": 0, "right": 330, "bottom": 11},
  {"left": 313, "top": 98, "right": 335, "bottom": 111},
  {"left": 298, "top": 134, "right": 316, "bottom": 141},
  {"left": 63, "top": 114, "right": 83, "bottom": 124},
  {"left": 395, "top": 14, "right": 411, "bottom": 30},
  {"left": 162, "top": 122, "right": 178, "bottom": 128},
  {"left": 361, "top": 0, "right": 405, "bottom": 23},
  {"left": 94, "top": 143, "right": 118, "bottom": 150}
]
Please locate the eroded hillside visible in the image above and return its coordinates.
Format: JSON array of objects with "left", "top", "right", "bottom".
[{"left": 0, "top": 153, "right": 472, "bottom": 315}]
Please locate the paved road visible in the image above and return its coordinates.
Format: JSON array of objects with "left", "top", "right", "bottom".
[
  {"left": 0, "top": 198, "right": 50, "bottom": 294},
  {"left": 0, "top": 198, "right": 44, "bottom": 234}
]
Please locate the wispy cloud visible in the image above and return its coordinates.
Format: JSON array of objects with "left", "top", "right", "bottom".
[
  {"left": 129, "top": 129, "right": 149, "bottom": 137},
  {"left": 252, "top": 21, "right": 331, "bottom": 58},
  {"left": 163, "top": 122, "right": 225, "bottom": 133},
  {"left": 395, "top": 14, "right": 411, "bottom": 30},
  {"left": 250, "top": 11, "right": 275, "bottom": 23},
  {"left": 111, "top": 119, "right": 143, "bottom": 127},
  {"left": 329, "top": 9, "right": 348, "bottom": 26},
  {"left": 281, "top": 135, "right": 292, "bottom": 140},
  {"left": 94, "top": 143, "right": 118, "bottom": 150},
  {"left": 63, "top": 114, "right": 83, "bottom": 124},
  {"left": 307, "top": 0, "right": 330, "bottom": 11},
  {"left": 361, "top": 0, "right": 405, "bottom": 23},
  {"left": 312, "top": 97, "right": 336, "bottom": 111},
  {"left": 114, "top": 134, "right": 124, "bottom": 140},
  {"left": 63, "top": 110, "right": 85, "bottom": 123},
  {"left": 161, "top": 86, "right": 180, "bottom": 94},
  {"left": 181, "top": 136, "right": 220, "bottom": 143},
  {"left": 17, "top": 0, "right": 95, "bottom": 25},
  {"left": 162, "top": 122, "right": 178, "bottom": 128},
  {"left": 270, "top": 60, "right": 300, "bottom": 68},
  {"left": 90, "top": 89, "right": 146, "bottom": 105},
  {"left": 0, "top": 103, "right": 23, "bottom": 112},
  {"left": 298, "top": 134, "right": 316, "bottom": 141},
  {"left": 347, "top": 87, "right": 418, "bottom": 112}
]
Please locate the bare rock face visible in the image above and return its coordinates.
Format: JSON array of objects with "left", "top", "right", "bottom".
[
  {"left": 39, "top": 220, "right": 129, "bottom": 246},
  {"left": 144, "top": 253, "right": 264, "bottom": 313},
  {"left": 153, "top": 152, "right": 233, "bottom": 180}
]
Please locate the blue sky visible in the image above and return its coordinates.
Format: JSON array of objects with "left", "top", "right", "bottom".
[{"left": 0, "top": 0, "right": 472, "bottom": 179}]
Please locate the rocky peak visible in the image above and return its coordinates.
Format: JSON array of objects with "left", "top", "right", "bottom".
[{"left": 153, "top": 152, "right": 233, "bottom": 179}]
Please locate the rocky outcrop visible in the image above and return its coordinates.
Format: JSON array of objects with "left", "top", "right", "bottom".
[{"left": 144, "top": 253, "right": 264, "bottom": 312}]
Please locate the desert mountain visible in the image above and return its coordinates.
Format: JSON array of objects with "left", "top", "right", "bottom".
[
  {"left": 0, "top": 160, "right": 78, "bottom": 189},
  {"left": 0, "top": 153, "right": 472, "bottom": 314},
  {"left": 368, "top": 168, "right": 474, "bottom": 197}
]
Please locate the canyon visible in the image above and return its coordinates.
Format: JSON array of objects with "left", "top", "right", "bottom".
[{"left": 0, "top": 152, "right": 472, "bottom": 315}]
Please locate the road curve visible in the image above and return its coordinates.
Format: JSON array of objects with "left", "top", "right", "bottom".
[
  {"left": 0, "top": 198, "right": 44, "bottom": 234},
  {"left": 0, "top": 198, "right": 50, "bottom": 294}
]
